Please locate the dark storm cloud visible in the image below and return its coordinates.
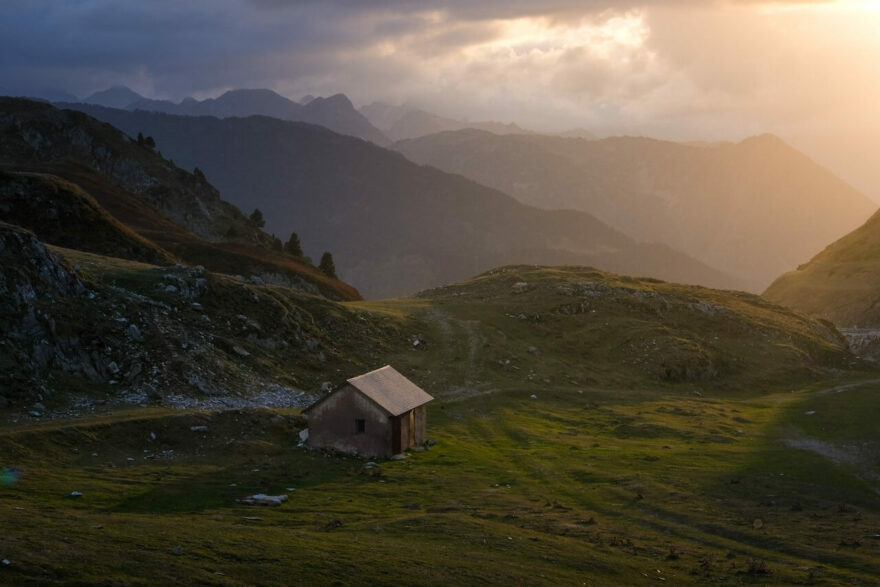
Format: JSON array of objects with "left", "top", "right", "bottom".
[{"left": 0, "top": 0, "right": 834, "bottom": 99}]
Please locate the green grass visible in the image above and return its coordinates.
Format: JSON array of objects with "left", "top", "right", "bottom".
[
  {"left": 2, "top": 378, "right": 880, "bottom": 585},
  {"left": 3, "top": 260, "right": 879, "bottom": 583}
]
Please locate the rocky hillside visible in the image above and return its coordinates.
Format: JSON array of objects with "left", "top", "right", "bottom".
[
  {"left": 0, "top": 222, "right": 854, "bottom": 414},
  {"left": 0, "top": 97, "right": 263, "bottom": 243},
  {"left": 0, "top": 222, "right": 394, "bottom": 409},
  {"left": 0, "top": 99, "right": 361, "bottom": 301},
  {"left": 764, "top": 209, "right": 880, "bottom": 327},
  {"left": 396, "top": 130, "right": 876, "bottom": 291},
  {"left": 61, "top": 104, "right": 744, "bottom": 299}
]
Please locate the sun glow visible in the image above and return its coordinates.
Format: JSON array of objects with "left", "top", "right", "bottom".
[{"left": 480, "top": 12, "right": 649, "bottom": 60}]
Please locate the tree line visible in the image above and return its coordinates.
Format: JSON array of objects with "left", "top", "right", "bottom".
[{"left": 249, "top": 208, "right": 337, "bottom": 279}]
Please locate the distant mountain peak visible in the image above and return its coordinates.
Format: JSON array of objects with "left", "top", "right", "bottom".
[
  {"left": 82, "top": 86, "right": 144, "bottom": 109},
  {"left": 739, "top": 133, "right": 787, "bottom": 149},
  {"left": 310, "top": 93, "right": 355, "bottom": 109},
  {"left": 219, "top": 88, "right": 287, "bottom": 99}
]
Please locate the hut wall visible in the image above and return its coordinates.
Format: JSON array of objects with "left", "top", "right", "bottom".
[{"left": 307, "top": 385, "right": 392, "bottom": 457}]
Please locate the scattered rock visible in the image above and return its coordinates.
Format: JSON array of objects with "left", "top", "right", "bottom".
[
  {"left": 70, "top": 491, "right": 83, "bottom": 498},
  {"left": 28, "top": 411, "right": 41, "bottom": 418},
  {"left": 127, "top": 324, "right": 144, "bottom": 341},
  {"left": 239, "top": 494, "right": 289, "bottom": 506},
  {"left": 190, "top": 425, "right": 209, "bottom": 433},
  {"left": 530, "top": 394, "right": 538, "bottom": 399},
  {"left": 1, "top": 559, "right": 9, "bottom": 566},
  {"left": 527, "top": 346, "right": 539, "bottom": 355},
  {"left": 143, "top": 383, "right": 162, "bottom": 401},
  {"left": 321, "top": 381, "right": 333, "bottom": 392},
  {"left": 390, "top": 454, "right": 407, "bottom": 461},
  {"left": 32, "top": 402, "right": 46, "bottom": 411},
  {"left": 299, "top": 428, "right": 309, "bottom": 443},
  {"left": 512, "top": 282, "right": 530, "bottom": 294},
  {"left": 753, "top": 518, "right": 764, "bottom": 529},
  {"left": 232, "top": 345, "right": 250, "bottom": 358}
]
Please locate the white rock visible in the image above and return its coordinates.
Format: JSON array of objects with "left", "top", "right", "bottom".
[
  {"left": 1, "top": 559, "right": 9, "bottom": 566},
  {"left": 530, "top": 394, "right": 537, "bottom": 399},
  {"left": 241, "top": 493, "right": 288, "bottom": 506},
  {"left": 299, "top": 429, "right": 309, "bottom": 442},
  {"left": 70, "top": 491, "right": 83, "bottom": 498},
  {"left": 390, "top": 454, "right": 407, "bottom": 461},
  {"left": 190, "top": 425, "right": 209, "bottom": 432}
]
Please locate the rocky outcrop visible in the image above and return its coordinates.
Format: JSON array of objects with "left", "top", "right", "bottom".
[{"left": 0, "top": 223, "right": 387, "bottom": 409}]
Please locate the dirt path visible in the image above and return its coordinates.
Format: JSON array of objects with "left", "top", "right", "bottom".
[{"left": 783, "top": 377, "right": 880, "bottom": 493}]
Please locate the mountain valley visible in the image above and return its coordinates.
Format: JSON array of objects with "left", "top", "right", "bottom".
[
  {"left": 397, "top": 130, "right": 876, "bottom": 291},
  {"left": 2, "top": 73, "right": 880, "bottom": 585}
]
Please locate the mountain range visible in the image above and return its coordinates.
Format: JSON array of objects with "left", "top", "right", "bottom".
[
  {"left": 396, "top": 130, "right": 876, "bottom": 291},
  {"left": 61, "top": 103, "right": 742, "bottom": 298},
  {"left": 75, "top": 86, "right": 390, "bottom": 146},
  {"left": 360, "top": 102, "right": 534, "bottom": 142}
]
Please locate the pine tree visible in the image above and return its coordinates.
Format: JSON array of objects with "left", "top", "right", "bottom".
[
  {"left": 319, "top": 252, "right": 337, "bottom": 278},
  {"left": 284, "top": 232, "right": 303, "bottom": 257},
  {"left": 249, "top": 208, "right": 265, "bottom": 228}
]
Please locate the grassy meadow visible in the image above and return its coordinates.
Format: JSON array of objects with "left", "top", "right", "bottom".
[{"left": 2, "top": 263, "right": 879, "bottom": 584}]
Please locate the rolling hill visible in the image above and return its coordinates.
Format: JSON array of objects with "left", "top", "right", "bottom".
[
  {"left": 396, "top": 130, "right": 876, "bottom": 291},
  {"left": 764, "top": 209, "right": 880, "bottom": 327},
  {"left": 60, "top": 104, "right": 744, "bottom": 299},
  {"left": 0, "top": 169, "right": 175, "bottom": 265},
  {"left": 2, "top": 223, "right": 876, "bottom": 584}
]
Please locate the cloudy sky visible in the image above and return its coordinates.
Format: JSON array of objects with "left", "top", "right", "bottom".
[{"left": 3, "top": 0, "right": 880, "bottom": 198}]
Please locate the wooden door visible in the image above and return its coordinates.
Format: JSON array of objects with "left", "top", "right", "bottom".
[{"left": 391, "top": 416, "right": 401, "bottom": 454}]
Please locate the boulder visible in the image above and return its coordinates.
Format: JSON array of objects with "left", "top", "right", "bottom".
[{"left": 239, "top": 493, "right": 288, "bottom": 506}]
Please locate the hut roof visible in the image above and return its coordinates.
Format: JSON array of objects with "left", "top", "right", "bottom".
[{"left": 346, "top": 365, "right": 433, "bottom": 416}]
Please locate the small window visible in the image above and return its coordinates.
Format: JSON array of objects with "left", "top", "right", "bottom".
[{"left": 355, "top": 419, "right": 365, "bottom": 434}]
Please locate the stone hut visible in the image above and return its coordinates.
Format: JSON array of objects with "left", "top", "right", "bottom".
[{"left": 303, "top": 365, "right": 433, "bottom": 458}]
